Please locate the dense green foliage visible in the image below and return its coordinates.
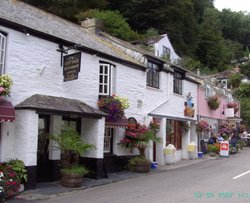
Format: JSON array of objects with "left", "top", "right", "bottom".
[
  {"left": 21, "top": 0, "right": 250, "bottom": 73},
  {"left": 234, "top": 83, "right": 250, "bottom": 127},
  {"left": 77, "top": 9, "right": 140, "bottom": 41}
]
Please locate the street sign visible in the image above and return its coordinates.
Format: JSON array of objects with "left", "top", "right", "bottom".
[{"left": 220, "top": 141, "right": 229, "bottom": 157}]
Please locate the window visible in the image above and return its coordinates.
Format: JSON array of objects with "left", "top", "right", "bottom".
[
  {"left": 162, "top": 46, "right": 171, "bottom": 60},
  {"left": 173, "top": 71, "right": 183, "bottom": 94},
  {"left": 0, "top": 32, "right": 7, "bottom": 75},
  {"left": 205, "top": 85, "right": 212, "bottom": 98},
  {"left": 62, "top": 117, "right": 81, "bottom": 134},
  {"left": 99, "top": 62, "right": 115, "bottom": 96},
  {"left": 166, "top": 120, "right": 182, "bottom": 149},
  {"left": 147, "top": 61, "right": 160, "bottom": 89},
  {"left": 104, "top": 128, "right": 113, "bottom": 153}
]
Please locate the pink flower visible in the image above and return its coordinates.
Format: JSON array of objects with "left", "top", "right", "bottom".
[{"left": 0, "top": 87, "right": 5, "bottom": 93}]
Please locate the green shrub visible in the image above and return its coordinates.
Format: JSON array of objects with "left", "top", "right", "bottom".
[
  {"left": 61, "top": 165, "right": 89, "bottom": 176},
  {"left": 127, "top": 156, "right": 151, "bottom": 171},
  {"left": 6, "top": 159, "right": 27, "bottom": 184}
]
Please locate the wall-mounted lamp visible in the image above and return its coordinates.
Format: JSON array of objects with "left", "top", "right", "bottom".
[{"left": 23, "top": 29, "right": 29, "bottom": 36}]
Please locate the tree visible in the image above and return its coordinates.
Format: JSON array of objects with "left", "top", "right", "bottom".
[
  {"left": 77, "top": 9, "right": 140, "bottom": 41},
  {"left": 195, "top": 8, "right": 228, "bottom": 70},
  {"left": 234, "top": 83, "right": 250, "bottom": 127},
  {"left": 228, "top": 73, "right": 242, "bottom": 89},
  {"left": 241, "top": 63, "right": 250, "bottom": 77},
  {"left": 21, "top": 0, "right": 109, "bottom": 22}
]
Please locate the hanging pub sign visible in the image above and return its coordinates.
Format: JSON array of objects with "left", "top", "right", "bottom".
[{"left": 63, "top": 52, "right": 81, "bottom": 82}]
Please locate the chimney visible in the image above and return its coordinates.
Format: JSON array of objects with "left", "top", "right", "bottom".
[
  {"left": 81, "top": 18, "right": 103, "bottom": 34},
  {"left": 196, "top": 69, "right": 200, "bottom": 76}
]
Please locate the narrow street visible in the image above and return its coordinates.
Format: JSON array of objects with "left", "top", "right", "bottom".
[{"left": 37, "top": 148, "right": 250, "bottom": 203}]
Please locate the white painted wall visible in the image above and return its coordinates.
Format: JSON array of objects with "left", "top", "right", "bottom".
[
  {"left": 154, "top": 34, "right": 181, "bottom": 64},
  {"left": 0, "top": 24, "right": 198, "bottom": 167},
  {"left": 14, "top": 110, "right": 38, "bottom": 166},
  {"left": 81, "top": 117, "right": 105, "bottom": 159}
]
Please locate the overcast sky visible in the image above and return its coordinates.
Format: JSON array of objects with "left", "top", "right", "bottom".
[{"left": 214, "top": 0, "right": 250, "bottom": 12}]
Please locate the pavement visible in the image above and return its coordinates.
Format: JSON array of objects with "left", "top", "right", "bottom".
[{"left": 8, "top": 155, "right": 216, "bottom": 203}]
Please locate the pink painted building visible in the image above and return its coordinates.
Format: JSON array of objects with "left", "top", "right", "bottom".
[{"left": 197, "top": 81, "right": 241, "bottom": 146}]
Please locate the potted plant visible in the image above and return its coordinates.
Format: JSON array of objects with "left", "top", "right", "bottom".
[
  {"left": 6, "top": 159, "right": 27, "bottom": 192},
  {"left": 0, "top": 163, "right": 20, "bottom": 202},
  {"left": 50, "top": 128, "right": 94, "bottom": 187},
  {"left": 97, "top": 95, "right": 129, "bottom": 121},
  {"left": 0, "top": 74, "right": 13, "bottom": 97},
  {"left": 207, "top": 143, "right": 220, "bottom": 157},
  {"left": 207, "top": 95, "right": 220, "bottom": 110},
  {"left": 120, "top": 122, "right": 161, "bottom": 173}
]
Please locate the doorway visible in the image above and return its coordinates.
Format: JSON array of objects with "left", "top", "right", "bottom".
[{"left": 36, "top": 115, "right": 50, "bottom": 182}]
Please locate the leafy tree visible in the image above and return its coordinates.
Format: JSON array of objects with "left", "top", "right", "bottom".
[
  {"left": 77, "top": 9, "right": 140, "bottom": 41},
  {"left": 234, "top": 83, "right": 250, "bottom": 127},
  {"left": 241, "top": 63, "right": 250, "bottom": 77},
  {"left": 143, "top": 28, "right": 159, "bottom": 38},
  {"left": 228, "top": 73, "right": 242, "bottom": 89},
  {"left": 21, "top": 0, "right": 108, "bottom": 22},
  {"left": 195, "top": 8, "right": 228, "bottom": 70},
  {"left": 180, "top": 56, "right": 203, "bottom": 72}
]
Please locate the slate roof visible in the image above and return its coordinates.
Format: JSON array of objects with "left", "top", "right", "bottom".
[
  {"left": 0, "top": 0, "right": 144, "bottom": 68},
  {"left": 15, "top": 94, "right": 106, "bottom": 118}
]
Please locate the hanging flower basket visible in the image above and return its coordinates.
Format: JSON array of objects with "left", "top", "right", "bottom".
[
  {"left": 0, "top": 74, "right": 13, "bottom": 97},
  {"left": 196, "top": 120, "right": 210, "bottom": 134},
  {"left": 97, "top": 95, "right": 129, "bottom": 121},
  {"left": 207, "top": 95, "right": 220, "bottom": 110}
]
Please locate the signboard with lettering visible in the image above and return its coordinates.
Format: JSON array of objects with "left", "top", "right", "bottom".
[
  {"left": 63, "top": 52, "right": 81, "bottom": 82},
  {"left": 220, "top": 141, "right": 229, "bottom": 157}
]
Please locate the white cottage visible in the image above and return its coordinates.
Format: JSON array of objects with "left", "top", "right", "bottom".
[
  {"left": 0, "top": 0, "right": 199, "bottom": 190},
  {"left": 0, "top": 0, "right": 148, "bottom": 189}
]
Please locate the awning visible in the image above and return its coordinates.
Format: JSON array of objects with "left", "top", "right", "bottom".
[
  {"left": 148, "top": 113, "right": 197, "bottom": 122},
  {"left": 15, "top": 94, "right": 107, "bottom": 118},
  {"left": 0, "top": 99, "right": 15, "bottom": 122},
  {"left": 227, "top": 117, "right": 242, "bottom": 122},
  {"left": 105, "top": 117, "right": 128, "bottom": 128}
]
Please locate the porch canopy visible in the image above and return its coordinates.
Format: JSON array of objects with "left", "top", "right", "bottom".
[
  {"left": 0, "top": 99, "right": 15, "bottom": 122},
  {"left": 148, "top": 113, "right": 197, "bottom": 122},
  {"left": 15, "top": 94, "right": 107, "bottom": 118}
]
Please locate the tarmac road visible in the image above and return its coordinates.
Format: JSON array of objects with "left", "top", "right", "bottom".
[{"left": 37, "top": 147, "right": 250, "bottom": 203}]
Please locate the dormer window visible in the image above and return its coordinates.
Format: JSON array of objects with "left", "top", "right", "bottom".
[
  {"left": 173, "top": 71, "right": 183, "bottom": 94},
  {"left": 146, "top": 60, "right": 160, "bottom": 89}
]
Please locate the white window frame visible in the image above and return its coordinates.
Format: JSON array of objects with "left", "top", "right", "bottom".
[
  {"left": 162, "top": 46, "right": 171, "bottom": 58},
  {"left": 104, "top": 128, "right": 113, "bottom": 153},
  {"left": 0, "top": 32, "right": 7, "bottom": 75},
  {"left": 99, "top": 62, "right": 115, "bottom": 96},
  {"left": 205, "top": 85, "right": 212, "bottom": 98}
]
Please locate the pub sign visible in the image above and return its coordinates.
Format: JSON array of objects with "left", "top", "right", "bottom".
[{"left": 63, "top": 52, "right": 81, "bottom": 82}]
